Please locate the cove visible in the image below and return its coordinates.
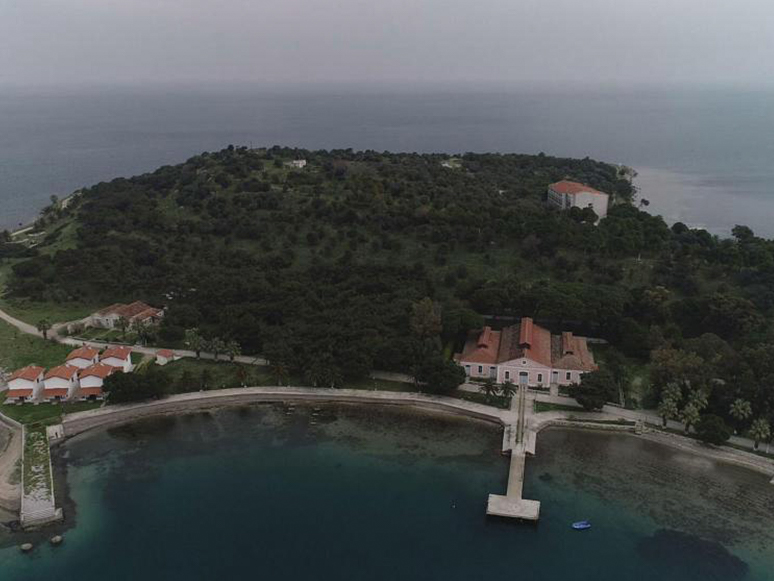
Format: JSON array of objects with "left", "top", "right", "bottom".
[{"left": 1, "top": 403, "right": 773, "bottom": 581}]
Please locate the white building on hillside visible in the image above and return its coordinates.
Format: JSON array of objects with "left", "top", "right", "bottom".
[
  {"left": 66, "top": 346, "right": 100, "bottom": 369},
  {"left": 42, "top": 365, "right": 80, "bottom": 402},
  {"left": 78, "top": 363, "right": 115, "bottom": 400},
  {"left": 547, "top": 180, "right": 609, "bottom": 219},
  {"left": 100, "top": 346, "right": 134, "bottom": 373},
  {"left": 5, "top": 365, "right": 45, "bottom": 403},
  {"left": 155, "top": 349, "right": 179, "bottom": 366}
]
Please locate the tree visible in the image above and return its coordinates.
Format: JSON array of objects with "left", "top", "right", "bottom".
[
  {"left": 410, "top": 297, "right": 442, "bottom": 339},
  {"left": 729, "top": 399, "right": 753, "bottom": 424},
  {"left": 480, "top": 379, "right": 499, "bottom": 403},
  {"left": 572, "top": 369, "right": 616, "bottom": 411},
  {"left": 415, "top": 357, "right": 465, "bottom": 394},
  {"left": 695, "top": 414, "right": 732, "bottom": 446},
  {"left": 36, "top": 319, "right": 52, "bottom": 340},
  {"left": 264, "top": 361, "right": 285, "bottom": 386},
  {"left": 657, "top": 382, "right": 682, "bottom": 427},
  {"left": 680, "top": 403, "right": 701, "bottom": 434},
  {"left": 103, "top": 369, "right": 167, "bottom": 403},
  {"left": 236, "top": 365, "right": 250, "bottom": 387},
  {"left": 200, "top": 369, "right": 212, "bottom": 390},
  {"left": 225, "top": 339, "right": 242, "bottom": 362},
  {"left": 116, "top": 316, "right": 130, "bottom": 341},
  {"left": 184, "top": 328, "right": 204, "bottom": 359},
  {"left": 499, "top": 380, "right": 517, "bottom": 400},
  {"left": 748, "top": 418, "right": 771, "bottom": 450}
]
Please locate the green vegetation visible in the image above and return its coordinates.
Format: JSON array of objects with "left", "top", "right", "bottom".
[
  {"left": 534, "top": 401, "right": 584, "bottom": 413},
  {"left": 452, "top": 390, "right": 511, "bottom": 410},
  {"left": 695, "top": 414, "right": 732, "bottom": 446},
  {"left": 1, "top": 394, "right": 102, "bottom": 427},
  {"left": 2, "top": 146, "right": 774, "bottom": 440},
  {"left": 0, "top": 319, "right": 70, "bottom": 371},
  {"left": 23, "top": 426, "right": 52, "bottom": 496}
]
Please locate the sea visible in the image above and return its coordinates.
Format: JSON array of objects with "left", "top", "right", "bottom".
[
  {"left": 1, "top": 405, "right": 773, "bottom": 581},
  {"left": 1, "top": 83, "right": 774, "bottom": 237}
]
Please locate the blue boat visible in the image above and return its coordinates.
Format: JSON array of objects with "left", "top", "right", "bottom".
[{"left": 572, "top": 521, "right": 592, "bottom": 530}]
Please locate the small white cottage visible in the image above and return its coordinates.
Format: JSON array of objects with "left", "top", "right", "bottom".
[{"left": 5, "top": 365, "right": 45, "bottom": 403}]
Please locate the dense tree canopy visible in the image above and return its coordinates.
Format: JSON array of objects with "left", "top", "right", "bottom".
[{"left": 5, "top": 146, "right": 774, "bottom": 431}]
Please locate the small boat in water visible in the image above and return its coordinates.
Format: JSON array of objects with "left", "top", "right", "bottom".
[{"left": 572, "top": 521, "right": 591, "bottom": 530}]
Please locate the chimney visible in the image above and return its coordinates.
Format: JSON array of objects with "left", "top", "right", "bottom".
[
  {"left": 562, "top": 331, "right": 574, "bottom": 355},
  {"left": 518, "top": 318, "right": 533, "bottom": 348}
]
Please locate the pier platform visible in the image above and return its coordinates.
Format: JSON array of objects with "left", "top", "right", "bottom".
[{"left": 487, "top": 494, "right": 540, "bottom": 520}]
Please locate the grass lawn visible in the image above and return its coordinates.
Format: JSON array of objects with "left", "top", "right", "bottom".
[
  {"left": 534, "top": 401, "right": 585, "bottom": 413},
  {"left": 1, "top": 394, "right": 103, "bottom": 427},
  {"left": 452, "top": 390, "right": 511, "bottom": 409},
  {"left": 160, "top": 358, "right": 268, "bottom": 392},
  {"left": 23, "top": 426, "right": 52, "bottom": 496},
  {"left": 0, "top": 319, "right": 71, "bottom": 372}
]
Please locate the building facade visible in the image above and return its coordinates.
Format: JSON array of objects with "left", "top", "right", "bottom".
[
  {"left": 547, "top": 180, "right": 609, "bottom": 219},
  {"left": 5, "top": 366, "right": 45, "bottom": 403},
  {"left": 454, "top": 318, "right": 597, "bottom": 387}
]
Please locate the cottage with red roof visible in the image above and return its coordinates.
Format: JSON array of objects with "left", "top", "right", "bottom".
[
  {"left": 90, "top": 301, "right": 164, "bottom": 329},
  {"left": 66, "top": 346, "right": 100, "bottom": 369},
  {"left": 454, "top": 318, "right": 597, "bottom": 387},
  {"left": 155, "top": 349, "right": 179, "bottom": 366},
  {"left": 100, "top": 346, "right": 134, "bottom": 373},
  {"left": 77, "top": 363, "right": 115, "bottom": 400},
  {"left": 42, "top": 365, "right": 80, "bottom": 402},
  {"left": 5, "top": 365, "right": 45, "bottom": 403},
  {"left": 547, "top": 180, "right": 609, "bottom": 219}
]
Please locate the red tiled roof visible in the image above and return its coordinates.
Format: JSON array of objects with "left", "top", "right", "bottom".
[
  {"left": 454, "top": 326, "right": 501, "bottom": 364},
  {"left": 549, "top": 180, "right": 607, "bottom": 196},
  {"left": 8, "top": 365, "right": 45, "bottom": 382},
  {"left": 98, "top": 301, "right": 162, "bottom": 320},
  {"left": 67, "top": 346, "right": 99, "bottom": 362},
  {"left": 498, "top": 319, "right": 553, "bottom": 367},
  {"left": 78, "top": 387, "right": 103, "bottom": 397},
  {"left": 7, "top": 389, "right": 33, "bottom": 397},
  {"left": 80, "top": 363, "right": 116, "bottom": 379},
  {"left": 44, "top": 365, "right": 78, "bottom": 380},
  {"left": 101, "top": 346, "right": 132, "bottom": 361},
  {"left": 457, "top": 318, "right": 595, "bottom": 371},
  {"left": 157, "top": 349, "right": 175, "bottom": 358},
  {"left": 43, "top": 388, "right": 70, "bottom": 397}
]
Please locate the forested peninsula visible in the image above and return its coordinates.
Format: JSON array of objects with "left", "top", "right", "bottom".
[{"left": 2, "top": 146, "right": 774, "bottom": 438}]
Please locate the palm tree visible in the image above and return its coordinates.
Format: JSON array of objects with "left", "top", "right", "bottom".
[
  {"left": 729, "top": 399, "right": 753, "bottom": 423},
  {"left": 271, "top": 362, "right": 289, "bottom": 386},
  {"left": 658, "top": 382, "right": 682, "bottom": 427},
  {"left": 36, "top": 318, "right": 52, "bottom": 340},
  {"left": 681, "top": 403, "right": 701, "bottom": 434},
  {"left": 480, "top": 379, "right": 499, "bottom": 403},
  {"left": 184, "top": 328, "right": 204, "bottom": 359},
  {"left": 116, "top": 316, "right": 130, "bottom": 341},
  {"left": 499, "top": 380, "right": 517, "bottom": 400},
  {"left": 748, "top": 418, "right": 771, "bottom": 450}
]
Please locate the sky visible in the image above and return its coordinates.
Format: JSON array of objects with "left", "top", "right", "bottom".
[{"left": 1, "top": 0, "right": 773, "bottom": 87}]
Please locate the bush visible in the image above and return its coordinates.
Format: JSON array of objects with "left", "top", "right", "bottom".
[{"left": 695, "top": 414, "right": 732, "bottom": 446}]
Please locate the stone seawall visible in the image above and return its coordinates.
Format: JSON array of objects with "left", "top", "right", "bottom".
[{"left": 62, "top": 387, "right": 515, "bottom": 439}]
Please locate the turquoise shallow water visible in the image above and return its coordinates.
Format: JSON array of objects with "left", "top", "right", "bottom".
[{"left": 1, "top": 404, "right": 773, "bottom": 580}]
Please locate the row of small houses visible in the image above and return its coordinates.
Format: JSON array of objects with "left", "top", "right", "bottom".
[{"left": 4, "top": 347, "right": 178, "bottom": 404}]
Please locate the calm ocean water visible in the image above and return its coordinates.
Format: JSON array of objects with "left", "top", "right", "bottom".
[
  {"left": 1, "top": 84, "right": 774, "bottom": 236},
  {"left": 1, "top": 405, "right": 773, "bottom": 581}
]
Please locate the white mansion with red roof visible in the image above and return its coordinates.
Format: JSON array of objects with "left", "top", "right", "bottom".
[
  {"left": 547, "top": 180, "right": 609, "bottom": 219},
  {"left": 454, "top": 318, "right": 597, "bottom": 388}
]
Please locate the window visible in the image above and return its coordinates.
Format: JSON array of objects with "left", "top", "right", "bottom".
[
  {"left": 505, "top": 371, "right": 510, "bottom": 380},
  {"left": 478, "top": 366, "right": 483, "bottom": 374},
  {"left": 537, "top": 373, "right": 543, "bottom": 383},
  {"left": 566, "top": 372, "right": 571, "bottom": 380}
]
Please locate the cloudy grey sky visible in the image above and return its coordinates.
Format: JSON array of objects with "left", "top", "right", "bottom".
[{"left": 2, "top": 0, "right": 773, "bottom": 87}]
